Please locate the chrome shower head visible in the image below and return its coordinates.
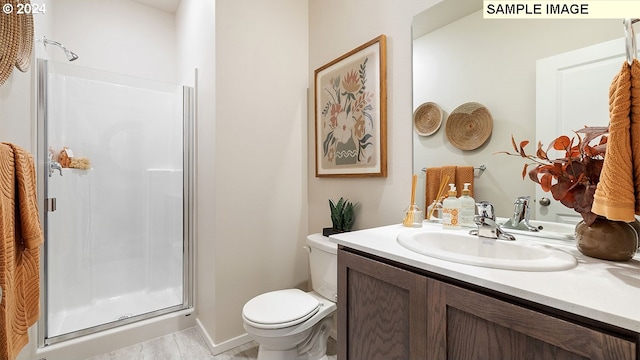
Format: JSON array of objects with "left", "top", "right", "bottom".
[
  {"left": 41, "top": 36, "right": 79, "bottom": 62},
  {"left": 63, "top": 48, "right": 79, "bottom": 62}
]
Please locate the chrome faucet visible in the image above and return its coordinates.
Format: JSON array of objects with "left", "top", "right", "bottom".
[
  {"left": 470, "top": 201, "right": 515, "bottom": 241},
  {"left": 48, "top": 150, "right": 63, "bottom": 177},
  {"left": 502, "top": 196, "right": 539, "bottom": 232}
]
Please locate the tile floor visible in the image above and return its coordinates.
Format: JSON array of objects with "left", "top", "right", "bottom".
[{"left": 85, "top": 327, "right": 337, "bottom": 360}]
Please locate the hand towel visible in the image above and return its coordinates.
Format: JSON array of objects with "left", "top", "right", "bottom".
[
  {"left": 455, "top": 166, "right": 475, "bottom": 198},
  {"left": 0, "top": 143, "right": 43, "bottom": 360},
  {"left": 441, "top": 166, "right": 457, "bottom": 196},
  {"left": 8, "top": 143, "right": 43, "bottom": 328},
  {"left": 592, "top": 60, "right": 638, "bottom": 222},
  {"left": 425, "top": 166, "right": 475, "bottom": 216},
  {"left": 425, "top": 167, "right": 442, "bottom": 214}
]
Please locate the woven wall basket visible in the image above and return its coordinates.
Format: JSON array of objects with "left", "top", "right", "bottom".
[
  {"left": 15, "top": 0, "right": 33, "bottom": 72},
  {"left": 445, "top": 102, "right": 493, "bottom": 151},
  {"left": 0, "top": 0, "right": 34, "bottom": 86},
  {"left": 413, "top": 102, "right": 443, "bottom": 137}
]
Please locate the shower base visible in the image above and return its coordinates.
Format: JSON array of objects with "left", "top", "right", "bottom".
[{"left": 48, "top": 286, "right": 182, "bottom": 338}]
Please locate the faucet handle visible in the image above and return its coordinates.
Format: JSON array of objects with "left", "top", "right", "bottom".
[
  {"left": 475, "top": 201, "right": 495, "bottom": 221},
  {"left": 472, "top": 201, "right": 517, "bottom": 241}
]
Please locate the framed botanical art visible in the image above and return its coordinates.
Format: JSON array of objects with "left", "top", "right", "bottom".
[{"left": 314, "top": 35, "right": 387, "bottom": 177}]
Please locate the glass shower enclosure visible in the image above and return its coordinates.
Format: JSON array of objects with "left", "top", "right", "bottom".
[{"left": 36, "top": 59, "right": 194, "bottom": 345}]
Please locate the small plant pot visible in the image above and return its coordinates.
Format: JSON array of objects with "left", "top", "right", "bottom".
[{"left": 322, "top": 227, "right": 345, "bottom": 237}]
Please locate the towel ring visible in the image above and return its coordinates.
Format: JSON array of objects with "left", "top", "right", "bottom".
[{"left": 624, "top": 18, "right": 638, "bottom": 65}]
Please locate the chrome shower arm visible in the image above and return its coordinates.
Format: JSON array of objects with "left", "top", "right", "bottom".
[{"left": 39, "top": 36, "right": 79, "bottom": 62}]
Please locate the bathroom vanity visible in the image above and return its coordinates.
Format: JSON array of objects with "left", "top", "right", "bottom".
[{"left": 330, "top": 224, "right": 640, "bottom": 360}]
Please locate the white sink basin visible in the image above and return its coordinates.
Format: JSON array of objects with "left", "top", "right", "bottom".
[{"left": 397, "top": 230, "right": 577, "bottom": 271}]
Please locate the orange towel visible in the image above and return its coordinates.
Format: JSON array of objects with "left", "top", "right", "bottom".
[
  {"left": 592, "top": 60, "right": 639, "bottom": 222},
  {"left": 455, "top": 166, "right": 474, "bottom": 198},
  {"left": 425, "top": 166, "right": 475, "bottom": 216},
  {"left": 441, "top": 166, "right": 457, "bottom": 196},
  {"left": 0, "top": 143, "right": 44, "bottom": 360},
  {"left": 425, "top": 167, "right": 442, "bottom": 212},
  {"left": 632, "top": 60, "right": 640, "bottom": 214}
]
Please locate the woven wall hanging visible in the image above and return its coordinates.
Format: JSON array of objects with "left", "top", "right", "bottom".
[{"left": 0, "top": 0, "right": 34, "bottom": 86}]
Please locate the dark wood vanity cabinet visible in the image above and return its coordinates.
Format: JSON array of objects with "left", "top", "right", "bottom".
[
  {"left": 427, "top": 279, "right": 636, "bottom": 360},
  {"left": 337, "top": 247, "right": 638, "bottom": 360},
  {"left": 337, "top": 247, "right": 428, "bottom": 360}
]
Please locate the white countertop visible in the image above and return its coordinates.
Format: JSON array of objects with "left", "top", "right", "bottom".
[{"left": 330, "top": 222, "right": 640, "bottom": 333}]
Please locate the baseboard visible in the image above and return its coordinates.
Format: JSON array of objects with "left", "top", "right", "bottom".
[{"left": 195, "top": 319, "right": 253, "bottom": 355}]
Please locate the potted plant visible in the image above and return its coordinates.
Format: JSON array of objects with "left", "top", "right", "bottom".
[
  {"left": 497, "top": 126, "right": 607, "bottom": 226},
  {"left": 498, "top": 126, "right": 638, "bottom": 261},
  {"left": 323, "top": 197, "right": 358, "bottom": 237}
]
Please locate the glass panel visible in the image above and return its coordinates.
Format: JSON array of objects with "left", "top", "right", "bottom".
[{"left": 43, "top": 60, "right": 185, "bottom": 338}]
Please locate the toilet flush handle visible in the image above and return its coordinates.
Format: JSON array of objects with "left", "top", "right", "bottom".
[{"left": 303, "top": 246, "right": 311, "bottom": 253}]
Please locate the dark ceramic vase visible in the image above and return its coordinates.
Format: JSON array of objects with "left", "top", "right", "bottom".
[{"left": 575, "top": 216, "right": 638, "bottom": 261}]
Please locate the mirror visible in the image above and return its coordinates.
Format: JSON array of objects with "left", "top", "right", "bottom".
[{"left": 412, "top": 0, "right": 623, "bottom": 220}]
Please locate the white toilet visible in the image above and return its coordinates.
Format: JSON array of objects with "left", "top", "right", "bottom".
[{"left": 242, "top": 234, "right": 338, "bottom": 360}]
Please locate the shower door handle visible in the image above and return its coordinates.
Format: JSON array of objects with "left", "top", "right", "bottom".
[{"left": 46, "top": 198, "right": 57, "bottom": 212}]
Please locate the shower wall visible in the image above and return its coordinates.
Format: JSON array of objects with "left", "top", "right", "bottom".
[{"left": 45, "top": 61, "right": 184, "bottom": 337}]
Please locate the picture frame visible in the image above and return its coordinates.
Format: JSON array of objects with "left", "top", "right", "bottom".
[{"left": 314, "top": 35, "right": 387, "bottom": 177}]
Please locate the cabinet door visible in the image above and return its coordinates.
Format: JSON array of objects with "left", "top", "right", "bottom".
[
  {"left": 337, "top": 249, "right": 428, "bottom": 360},
  {"left": 427, "top": 279, "right": 637, "bottom": 360}
]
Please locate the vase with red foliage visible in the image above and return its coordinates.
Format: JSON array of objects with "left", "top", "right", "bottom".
[{"left": 498, "top": 126, "right": 638, "bottom": 261}]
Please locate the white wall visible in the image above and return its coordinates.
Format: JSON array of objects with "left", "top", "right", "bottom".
[
  {"left": 0, "top": 0, "right": 50, "bottom": 150},
  {"left": 308, "top": 0, "right": 434, "bottom": 234},
  {"left": 0, "top": 69, "right": 33, "bottom": 148},
  {"left": 48, "top": 0, "right": 176, "bottom": 83},
  {"left": 189, "top": 0, "right": 310, "bottom": 349}
]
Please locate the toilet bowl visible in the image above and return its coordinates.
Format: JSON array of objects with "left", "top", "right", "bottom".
[{"left": 242, "top": 234, "right": 337, "bottom": 360}]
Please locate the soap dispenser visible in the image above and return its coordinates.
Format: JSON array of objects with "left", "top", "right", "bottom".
[
  {"left": 459, "top": 183, "right": 476, "bottom": 228},
  {"left": 442, "top": 184, "right": 461, "bottom": 230}
]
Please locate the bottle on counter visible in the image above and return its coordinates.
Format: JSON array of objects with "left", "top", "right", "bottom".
[
  {"left": 459, "top": 183, "right": 476, "bottom": 228},
  {"left": 442, "top": 184, "right": 461, "bottom": 230}
]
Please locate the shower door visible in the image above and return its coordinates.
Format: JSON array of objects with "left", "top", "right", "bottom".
[{"left": 37, "top": 59, "right": 194, "bottom": 344}]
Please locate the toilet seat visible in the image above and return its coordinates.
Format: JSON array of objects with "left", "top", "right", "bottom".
[{"left": 243, "top": 289, "right": 320, "bottom": 330}]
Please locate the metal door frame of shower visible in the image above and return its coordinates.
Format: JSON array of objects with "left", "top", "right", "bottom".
[{"left": 35, "top": 59, "right": 195, "bottom": 347}]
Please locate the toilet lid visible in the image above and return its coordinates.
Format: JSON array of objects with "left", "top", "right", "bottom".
[{"left": 243, "top": 289, "right": 320, "bottom": 329}]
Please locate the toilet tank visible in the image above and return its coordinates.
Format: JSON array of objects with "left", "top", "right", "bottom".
[{"left": 306, "top": 234, "right": 338, "bottom": 302}]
